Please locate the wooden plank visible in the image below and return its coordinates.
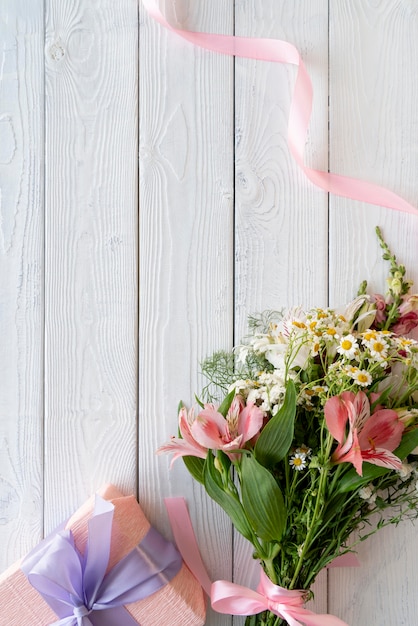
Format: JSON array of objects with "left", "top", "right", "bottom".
[
  {"left": 233, "top": 0, "right": 329, "bottom": 618},
  {"left": 328, "top": 0, "right": 418, "bottom": 623},
  {"left": 0, "top": 0, "right": 44, "bottom": 568},
  {"left": 138, "top": 3, "right": 234, "bottom": 625},
  {"left": 44, "top": 0, "right": 138, "bottom": 530}
]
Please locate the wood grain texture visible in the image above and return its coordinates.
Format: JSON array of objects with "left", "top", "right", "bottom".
[
  {"left": 44, "top": 0, "right": 138, "bottom": 530},
  {"left": 234, "top": 0, "right": 329, "bottom": 335},
  {"left": 233, "top": 1, "right": 329, "bottom": 618},
  {"left": 328, "top": 0, "right": 418, "bottom": 623},
  {"left": 138, "top": 2, "right": 234, "bottom": 624},
  {"left": 2, "top": 0, "right": 418, "bottom": 624},
  {"left": 0, "top": 0, "right": 44, "bottom": 569},
  {"left": 138, "top": 1, "right": 233, "bottom": 625}
]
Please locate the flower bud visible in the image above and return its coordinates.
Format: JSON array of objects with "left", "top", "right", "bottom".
[
  {"left": 396, "top": 407, "right": 418, "bottom": 428},
  {"left": 387, "top": 276, "right": 403, "bottom": 296},
  {"left": 214, "top": 457, "right": 223, "bottom": 473}
]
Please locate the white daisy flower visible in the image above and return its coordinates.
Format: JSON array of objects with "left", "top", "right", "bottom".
[
  {"left": 289, "top": 452, "right": 307, "bottom": 471},
  {"left": 323, "top": 325, "right": 339, "bottom": 341},
  {"left": 369, "top": 338, "right": 389, "bottom": 362},
  {"left": 337, "top": 334, "right": 358, "bottom": 360},
  {"left": 351, "top": 369, "right": 372, "bottom": 387},
  {"left": 295, "top": 444, "right": 312, "bottom": 457}
]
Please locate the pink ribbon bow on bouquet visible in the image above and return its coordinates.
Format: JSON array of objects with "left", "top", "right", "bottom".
[
  {"left": 211, "top": 570, "right": 348, "bottom": 626},
  {"left": 165, "top": 499, "right": 348, "bottom": 626}
]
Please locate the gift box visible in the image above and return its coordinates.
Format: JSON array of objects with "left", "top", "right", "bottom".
[{"left": 0, "top": 484, "right": 206, "bottom": 625}]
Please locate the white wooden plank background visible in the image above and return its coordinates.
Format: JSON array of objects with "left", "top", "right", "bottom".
[{"left": 1, "top": 1, "right": 418, "bottom": 624}]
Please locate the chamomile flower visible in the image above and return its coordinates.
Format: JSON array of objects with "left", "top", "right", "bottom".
[
  {"left": 310, "top": 340, "right": 321, "bottom": 357},
  {"left": 289, "top": 452, "right": 307, "bottom": 471},
  {"left": 299, "top": 388, "right": 316, "bottom": 407},
  {"left": 337, "top": 334, "right": 358, "bottom": 360},
  {"left": 369, "top": 338, "right": 389, "bottom": 362},
  {"left": 351, "top": 368, "right": 372, "bottom": 387},
  {"left": 314, "top": 384, "right": 326, "bottom": 391},
  {"left": 296, "top": 444, "right": 312, "bottom": 457},
  {"left": 323, "top": 325, "right": 339, "bottom": 341}
]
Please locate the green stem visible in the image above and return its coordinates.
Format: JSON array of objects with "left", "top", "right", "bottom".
[
  {"left": 288, "top": 434, "right": 333, "bottom": 590},
  {"left": 383, "top": 298, "right": 400, "bottom": 330},
  {"left": 397, "top": 383, "right": 418, "bottom": 407},
  {"left": 328, "top": 463, "right": 344, "bottom": 495},
  {"left": 263, "top": 558, "right": 278, "bottom": 584}
]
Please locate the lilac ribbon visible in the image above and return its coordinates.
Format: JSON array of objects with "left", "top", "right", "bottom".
[{"left": 21, "top": 496, "right": 182, "bottom": 626}]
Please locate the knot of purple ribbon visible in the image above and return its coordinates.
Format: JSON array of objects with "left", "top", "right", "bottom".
[{"left": 21, "top": 496, "right": 183, "bottom": 626}]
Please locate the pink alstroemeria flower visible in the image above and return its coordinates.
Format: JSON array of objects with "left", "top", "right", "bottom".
[
  {"left": 371, "top": 293, "right": 387, "bottom": 325},
  {"left": 191, "top": 396, "right": 264, "bottom": 458},
  {"left": 392, "top": 311, "right": 418, "bottom": 335},
  {"left": 157, "top": 406, "right": 208, "bottom": 467},
  {"left": 324, "top": 391, "right": 404, "bottom": 476}
]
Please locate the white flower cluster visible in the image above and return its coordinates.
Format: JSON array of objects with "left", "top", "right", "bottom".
[
  {"left": 229, "top": 370, "right": 287, "bottom": 415},
  {"left": 236, "top": 300, "right": 418, "bottom": 409}
]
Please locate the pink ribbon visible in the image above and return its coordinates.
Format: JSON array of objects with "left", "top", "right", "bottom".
[
  {"left": 165, "top": 498, "right": 349, "bottom": 626},
  {"left": 142, "top": 0, "right": 417, "bottom": 217},
  {"left": 211, "top": 570, "right": 348, "bottom": 626}
]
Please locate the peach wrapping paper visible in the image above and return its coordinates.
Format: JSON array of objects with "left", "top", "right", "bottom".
[{"left": 0, "top": 485, "right": 206, "bottom": 625}]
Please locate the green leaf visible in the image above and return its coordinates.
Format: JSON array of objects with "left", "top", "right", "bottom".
[
  {"left": 182, "top": 455, "right": 205, "bottom": 484},
  {"left": 240, "top": 454, "right": 286, "bottom": 542},
  {"left": 369, "top": 384, "right": 392, "bottom": 411},
  {"left": 336, "top": 463, "right": 387, "bottom": 494},
  {"left": 217, "top": 388, "right": 236, "bottom": 418},
  {"left": 216, "top": 449, "right": 232, "bottom": 475},
  {"left": 194, "top": 394, "right": 205, "bottom": 409},
  {"left": 203, "top": 452, "right": 253, "bottom": 542},
  {"left": 337, "top": 428, "right": 418, "bottom": 493},
  {"left": 254, "top": 380, "right": 296, "bottom": 468},
  {"left": 393, "top": 427, "right": 418, "bottom": 460}
]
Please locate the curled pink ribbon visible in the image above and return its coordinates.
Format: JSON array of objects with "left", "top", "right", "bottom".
[
  {"left": 142, "top": 0, "right": 417, "bottom": 217},
  {"left": 165, "top": 498, "right": 349, "bottom": 626}
]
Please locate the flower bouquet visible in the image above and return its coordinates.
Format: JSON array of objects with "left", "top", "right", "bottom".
[{"left": 159, "top": 228, "right": 418, "bottom": 625}]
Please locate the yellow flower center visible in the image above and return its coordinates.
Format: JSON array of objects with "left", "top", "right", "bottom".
[
  {"left": 357, "top": 373, "right": 369, "bottom": 383},
  {"left": 292, "top": 321, "right": 307, "bottom": 329},
  {"left": 372, "top": 341, "right": 385, "bottom": 353},
  {"left": 341, "top": 339, "right": 353, "bottom": 350},
  {"left": 401, "top": 339, "right": 413, "bottom": 346},
  {"left": 293, "top": 457, "right": 303, "bottom": 466}
]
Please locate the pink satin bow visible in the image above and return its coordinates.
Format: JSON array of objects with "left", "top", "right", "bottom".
[
  {"left": 165, "top": 498, "right": 349, "bottom": 626},
  {"left": 211, "top": 570, "right": 348, "bottom": 626},
  {"left": 142, "top": 0, "right": 417, "bottom": 218}
]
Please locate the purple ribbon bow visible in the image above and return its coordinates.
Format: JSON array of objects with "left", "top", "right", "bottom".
[{"left": 21, "top": 495, "right": 182, "bottom": 626}]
